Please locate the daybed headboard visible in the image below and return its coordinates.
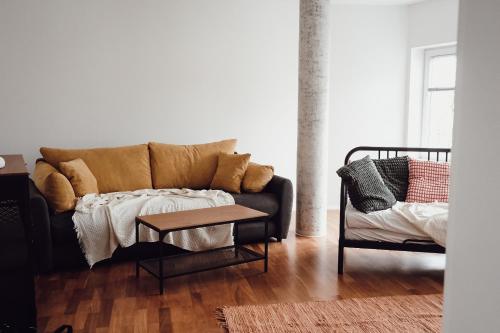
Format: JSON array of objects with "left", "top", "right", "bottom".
[
  {"left": 339, "top": 146, "right": 452, "bottom": 240},
  {"left": 342, "top": 146, "right": 451, "bottom": 166}
]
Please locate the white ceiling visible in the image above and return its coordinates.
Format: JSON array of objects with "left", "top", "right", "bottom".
[{"left": 332, "top": 0, "right": 427, "bottom": 5}]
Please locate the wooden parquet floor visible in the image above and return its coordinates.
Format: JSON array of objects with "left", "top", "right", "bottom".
[{"left": 35, "top": 211, "right": 445, "bottom": 332}]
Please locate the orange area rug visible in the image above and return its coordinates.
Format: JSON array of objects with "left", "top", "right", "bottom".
[{"left": 216, "top": 294, "right": 443, "bottom": 333}]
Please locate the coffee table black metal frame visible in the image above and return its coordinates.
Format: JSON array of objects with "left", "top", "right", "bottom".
[{"left": 135, "top": 214, "right": 269, "bottom": 294}]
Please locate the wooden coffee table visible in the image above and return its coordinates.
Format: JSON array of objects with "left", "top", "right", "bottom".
[{"left": 135, "top": 204, "right": 269, "bottom": 294}]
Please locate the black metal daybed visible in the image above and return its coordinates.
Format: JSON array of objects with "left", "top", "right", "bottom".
[{"left": 338, "top": 146, "right": 449, "bottom": 274}]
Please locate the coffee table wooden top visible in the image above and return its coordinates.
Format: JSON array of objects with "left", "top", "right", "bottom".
[{"left": 136, "top": 204, "right": 268, "bottom": 232}]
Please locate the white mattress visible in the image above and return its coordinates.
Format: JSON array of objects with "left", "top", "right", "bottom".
[
  {"left": 345, "top": 201, "right": 429, "bottom": 239},
  {"left": 345, "top": 227, "right": 432, "bottom": 243}
]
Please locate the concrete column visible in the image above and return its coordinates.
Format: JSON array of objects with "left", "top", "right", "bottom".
[{"left": 296, "top": 0, "right": 331, "bottom": 237}]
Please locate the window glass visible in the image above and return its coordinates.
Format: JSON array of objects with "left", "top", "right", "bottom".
[
  {"left": 421, "top": 47, "right": 457, "bottom": 148},
  {"left": 428, "top": 54, "right": 457, "bottom": 89},
  {"left": 427, "top": 90, "right": 455, "bottom": 148}
]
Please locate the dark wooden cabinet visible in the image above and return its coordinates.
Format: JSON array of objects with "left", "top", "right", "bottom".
[{"left": 0, "top": 155, "right": 37, "bottom": 331}]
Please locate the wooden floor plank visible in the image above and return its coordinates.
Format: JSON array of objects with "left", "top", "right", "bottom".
[{"left": 36, "top": 210, "right": 445, "bottom": 332}]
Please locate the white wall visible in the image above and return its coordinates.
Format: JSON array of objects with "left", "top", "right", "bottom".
[
  {"left": 0, "top": 1, "right": 410, "bottom": 209},
  {"left": 328, "top": 5, "right": 409, "bottom": 207},
  {"left": 0, "top": 0, "right": 299, "bottom": 182},
  {"left": 328, "top": 1, "right": 461, "bottom": 207},
  {"left": 444, "top": 1, "right": 500, "bottom": 331},
  {"left": 408, "top": 0, "right": 459, "bottom": 48},
  {"left": 405, "top": 0, "right": 459, "bottom": 146}
]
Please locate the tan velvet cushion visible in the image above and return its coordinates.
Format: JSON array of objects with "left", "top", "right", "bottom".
[
  {"left": 33, "top": 161, "right": 76, "bottom": 213},
  {"left": 59, "top": 158, "right": 99, "bottom": 197},
  {"left": 242, "top": 162, "right": 274, "bottom": 193},
  {"left": 40, "top": 144, "right": 152, "bottom": 193},
  {"left": 210, "top": 153, "right": 251, "bottom": 194},
  {"left": 149, "top": 139, "right": 237, "bottom": 189}
]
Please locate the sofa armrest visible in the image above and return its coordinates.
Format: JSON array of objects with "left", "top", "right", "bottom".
[
  {"left": 29, "top": 180, "right": 53, "bottom": 273},
  {"left": 263, "top": 175, "right": 293, "bottom": 240}
]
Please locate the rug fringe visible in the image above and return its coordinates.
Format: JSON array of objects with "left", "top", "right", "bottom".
[{"left": 215, "top": 307, "right": 229, "bottom": 332}]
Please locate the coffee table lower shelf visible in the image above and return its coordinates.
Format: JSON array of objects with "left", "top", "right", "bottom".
[{"left": 137, "top": 245, "right": 266, "bottom": 294}]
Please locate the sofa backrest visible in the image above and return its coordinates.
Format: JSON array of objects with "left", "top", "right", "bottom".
[
  {"left": 40, "top": 144, "right": 152, "bottom": 193},
  {"left": 149, "top": 139, "right": 237, "bottom": 190}
]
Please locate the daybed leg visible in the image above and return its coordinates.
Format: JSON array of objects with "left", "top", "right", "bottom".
[{"left": 338, "top": 244, "right": 344, "bottom": 274}]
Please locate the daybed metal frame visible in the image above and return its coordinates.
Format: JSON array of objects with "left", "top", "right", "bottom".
[{"left": 338, "top": 146, "right": 449, "bottom": 274}]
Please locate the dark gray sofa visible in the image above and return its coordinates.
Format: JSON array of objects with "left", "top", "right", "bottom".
[{"left": 30, "top": 175, "right": 293, "bottom": 273}]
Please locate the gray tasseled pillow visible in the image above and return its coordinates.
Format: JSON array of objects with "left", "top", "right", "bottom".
[
  {"left": 337, "top": 155, "right": 396, "bottom": 213},
  {"left": 373, "top": 156, "right": 409, "bottom": 202}
]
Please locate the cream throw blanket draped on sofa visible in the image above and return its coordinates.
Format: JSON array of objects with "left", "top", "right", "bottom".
[{"left": 73, "top": 189, "right": 235, "bottom": 267}]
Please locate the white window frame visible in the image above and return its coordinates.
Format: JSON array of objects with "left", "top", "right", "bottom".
[{"left": 420, "top": 45, "right": 457, "bottom": 147}]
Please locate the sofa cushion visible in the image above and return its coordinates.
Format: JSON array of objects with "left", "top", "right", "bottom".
[
  {"left": 33, "top": 161, "right": 76, "bottom": 213},
  {"left": 406, "top": 158, "right": 450, "bottom": 203},
  {"left": 40, "top": 144, "right": 152, "bottom": 193},
  {"left": 242, "top": 162, "right": 274, "bottom": 193},
  {"left": 235, "top": 221, "right": 277, "bottom": 244},
  {"left": 373, "top": 156, "right": 409, "bottom": 201},
  {"left": 210, "top": 153, "right": 250, "bottom": 193},
  {"left": 149, "top": 139, "right": 237, "bottom": 190},
  {"left": 49, "top": 192, "right": 279, "bottom": 246},
  {"left": 337, "top": 155, "right": 396, "bottom": 213},
  {"left": 50, "top": 210, "right": 78, "bottom": 246},
  {"left": 231, "top": 192, "right": 280, "bottom": 218},
  {"left": 59, "top": 158, "right": 99, "bottom": 197}
]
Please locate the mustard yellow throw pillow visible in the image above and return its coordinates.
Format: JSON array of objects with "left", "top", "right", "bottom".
[
  {"left": 242, "top": 162, "right": 274, "bottom": 193},
  {"left": 210, "top": 153, "right": 251, "bottom": 193},
  {"left": 59, "top": 158, "right": 99, "bottom": 197},
  {"left": 149, "top": 139, "right": 237, "bottom": 190},
  {"left": 33, "top": 160, "right": 77, "bottom": 213},
  {"left": 40, "top": 144, "right": 152, "bottom": 193}
]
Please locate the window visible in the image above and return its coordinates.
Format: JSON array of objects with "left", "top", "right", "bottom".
[{"left": 421, "top": 46, "right": 457, "bottom": 148}]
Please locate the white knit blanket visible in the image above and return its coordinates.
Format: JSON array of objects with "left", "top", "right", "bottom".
[{"left": 72, "top": 188, "right": 235, "bottom": 267}]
